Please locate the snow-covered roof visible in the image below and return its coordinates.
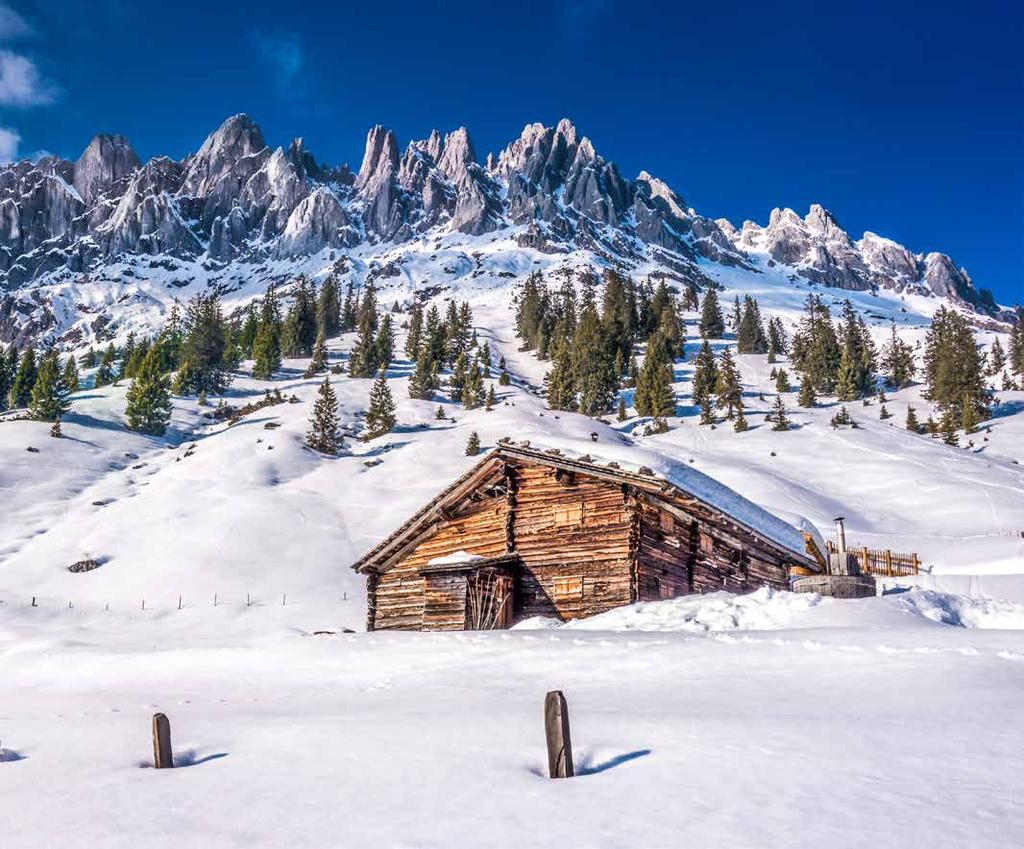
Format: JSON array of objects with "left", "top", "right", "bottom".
[{"left": 352, "top": 442, "right": 824, "bottom": 573}]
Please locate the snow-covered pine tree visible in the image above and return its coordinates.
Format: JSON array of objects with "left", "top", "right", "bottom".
[
  {"left": 699, "top": 287, "right": 725, "bottom": 339},
  {"left": 363, "top": 372, "right": 396, "bottom": 440},
  {"left": 306, "top": 377, "right": 342, "bottom": 455},
  {"left": 465, "top": 431, "right": 481, "bottom": 456},
  {"left": 125, "top": 347, "right": 172, "bottom": 436},
  {"left": 830, "top": 406, "right": 853, "bottom": 428},
  {"left": 29, "top": 349, "right": 70, "bottom": 422}
]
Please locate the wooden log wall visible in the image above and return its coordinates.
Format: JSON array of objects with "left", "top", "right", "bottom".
[
  {"left": 371, "top": 495, "right": 508, "bottom": 630},
  {"left": 509, "top": 464, "right": 637, "bottom": 621},
  {"left": 422, "top": 573, "right": 470, "bottom": 631},
  {"left": 636, "top": 496, "right": 791, "bottom": 597}
]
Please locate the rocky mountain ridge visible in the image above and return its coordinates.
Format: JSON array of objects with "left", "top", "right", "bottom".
[{"left": 0, "top": 113, "right": 1007, "bottom": 345}]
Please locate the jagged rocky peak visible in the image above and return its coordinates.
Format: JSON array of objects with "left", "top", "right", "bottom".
[
  {"left": 436, "top": 127, "right": 476, "bottom": 181},
  {"left": 181, "top": 113, "right": 267, "bottom": 198},
  {"left": 72, "top": 134, "right": 140, "bottom": 206},
  {"left": 356, "top": 124, "right": 399, "bottom": 189},
  {"left": 276, "top": 186, "right": 356, "bottom": 256}
]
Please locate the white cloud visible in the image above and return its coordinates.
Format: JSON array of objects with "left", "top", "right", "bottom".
[
  {"left": 0, "top": 125, "right": 20, "bottom": 163},
  {"left": 0, "top": 48, "right": 56, "bottom": 106},
  {"left": 0, "top": 4, "right": 33, "bottom": 41},
  {"left": 254, "top": 32, "right": 303, "bottom": 86}
]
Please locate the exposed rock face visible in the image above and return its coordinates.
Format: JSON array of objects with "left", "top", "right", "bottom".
[
  {"left": 73, "top": 134, "right": 140, "bottom": 206},
  {"left": 724, "top": 204, "right": 994, "bottom": 312},
  {"left": 0, "top": 112, "right": 1001, "bottom": 341}
]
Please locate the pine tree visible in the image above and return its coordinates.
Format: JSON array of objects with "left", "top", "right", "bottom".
[
  {"left": 306, "top": 331, "right": 328, "bottom": 377},
  {"left": 879, "top": 403, "right": 891, "bottom": 420},
  {"left": 238, "top": 303, "right": 259, "bottom": 358},
  {"left": 29, "top": 349, "right": 70, "bottom": 422},
  {"left": 363, "top": 372, "right": 396, "bottom": 440},
  {"left": 0, "top": 344, "right": 15, "bottom": 411},
  {"left": 160, "top": 300, "right": 185, "bottom": 372},
  {"left": 462, "top": 359, "right": 484, "bottom": 410},
  {"left": 830, "top": 406, "right": 854, "bottom": 429},
  {"left": 769, "top": 395, "right": 790, "bottom": 431},
  {"left": 408, "top": 348, "right": 438, "bottom": 400},
  {"left": 573, "top": 302, "right": 616, "bottom": 415},
  {"left": 252, "top": 287, "right": 283, "bottom": 380},
  {"left": 835, "top": 343, "right": 860, "bottom": 401},
  {"left": 8, "top": 346, "right": 36, "bottom": 407},
  {"left": 923, "top": 306, "right": 988, "bottom": 427},
  {"left": 479, "top": 341, "right": 492, "bottom": 378},
  {"left": 790, "top": 295, "right": 840, "bottom": 394},
  {"left": 714, "top": 347, "right": 742, "bottom": 419},
  {"left": 61, "top": 355, "right": 80, "bottom": 394},
  {"left": 544, "top": 347, "right": 577, "bottom": 411},
  {"left": 465, "top": 431, "right": 481, "bottom": 456},
  {"left": 798, "top": 376, "right": 817, "bottom": 408},
  {"left": 435, "top": 404, "right": 446, "bottom": 420},
  {"left": 699, "top": 288, "right": 725, "bottom": 339},
  {"left": 691, "top": 339, "right": 718, "bottom": 410},
  {"left": 316, "top": 274, "right": 341, "bottom": 339},
  {"left": 79, "top": 347, "right": 98, "bottom": 368},
  {"left": 1009, "top": 307, "right": 1024, "bottom": 376},
  {"left": 374, "top": 313, "right": 395, "bottom": 371},
  {"left": 306, "top": 377, "right": 342, "bottom": 454},
  {"left": 617, "top": 394, "right": 628, "bottom": 421},
  {"left": 348, "top": 308, "right": 379, "bottom": 378},
  {"left": 405, "top": 305, "right": 424, "bottom": 359},
  {"left": 988, "top": 337, "right": 1006, "bottom": 376},
  {"left": 737, "top": 296, "right": 768, "bottom": 354},
  {"left": 173, "top": 294, "right": 232, "bottom": 395},
  {"left": 774, "top": 368, "right": 791, "bottom": 393},
  {"left": 485, "top": 384, "right": 496, "bottom": 410},
  {"left": 961, "top": 392, "right": 979, "bottom": 435},
  {"left": 49, "top": 417, "right": 62, "bottom": 438},
  {"left": 119, "top": 333, "right": 137, "bottom": 378},
  {"left": 730, "top": 296, "right": 742, "bottom": 333},
  {"left": 125, "top": 347, "right": 172, "bottom": 436},
  {"left": 940, "top": 408, "right": 959, "bottom": 446},
  {"left": 94, "top": 344, "right": 116, "bottom": 388},
  {"left": 905, "top": 405, "right": 920, "bottom": 432},
  {"left": 880, "top": 322, "right": 916, "bottom": 388},
  {"left": 767, "top": 317, "right": 787, "bottom": 358},
  {"left": 733, "top": 401, "right": 749, "bottom": 432}
]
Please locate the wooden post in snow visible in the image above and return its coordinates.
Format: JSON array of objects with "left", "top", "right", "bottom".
[
  {"left": 544, "top": 690, "right": 574, "bottom": 779},
  {"left": 152, "top": 713, "right": 173, "bottom": 769}
]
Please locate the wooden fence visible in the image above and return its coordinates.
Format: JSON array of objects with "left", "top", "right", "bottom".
[{"left": 825, "top": 541, "right": 920, "bottom": 577}]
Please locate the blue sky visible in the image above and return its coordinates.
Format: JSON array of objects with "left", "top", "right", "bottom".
[{"left": 4, "top": 0, "right": 1022, "bottom": 302}]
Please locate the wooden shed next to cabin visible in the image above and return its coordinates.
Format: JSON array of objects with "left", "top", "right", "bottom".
[{"left": 352, "top": 445, "right": 824, "bottom": 631}]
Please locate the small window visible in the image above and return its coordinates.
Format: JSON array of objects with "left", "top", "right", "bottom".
[
  {"left": 553, "top": 502, "right": 583, "bottom": 527},
  {"left": 553, "top": 576, "right": 583, "bottom": 598},
  {"left": 659, "top": 511, "right": 674, "bottom": 533}
]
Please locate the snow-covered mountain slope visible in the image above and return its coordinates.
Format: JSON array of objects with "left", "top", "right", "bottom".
[
  {"left": 2, "top": 275, "right": 1022, "bottom": 612},
  {"left": 0, "top": 113, "right": 1012, "bottom": 349}
]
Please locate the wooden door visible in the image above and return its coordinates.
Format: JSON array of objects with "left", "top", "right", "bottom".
[{"left": 465, "top": 569, "right": 514, "bottom": 630}]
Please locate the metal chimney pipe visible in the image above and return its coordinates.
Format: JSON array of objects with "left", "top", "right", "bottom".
[{"left": 834, "top": 517, "right": 847, "bottom": 554}]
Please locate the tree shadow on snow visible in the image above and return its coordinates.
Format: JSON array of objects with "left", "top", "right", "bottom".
[{"left": 0, "top": 748, "right": 27, "bottom": 763}]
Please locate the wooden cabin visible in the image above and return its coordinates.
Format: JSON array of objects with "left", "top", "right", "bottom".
[{"left": 352, "top": 445, "right": 825, "bottom": 631}]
